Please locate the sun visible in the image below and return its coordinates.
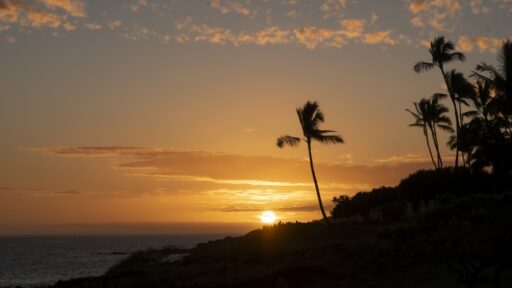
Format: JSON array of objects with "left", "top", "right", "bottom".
[{"left": 259, "top": 210, "right": 277, "bottom": 224}]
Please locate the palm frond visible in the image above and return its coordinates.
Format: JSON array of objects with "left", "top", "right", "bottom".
[
  {"left": 276, "top": 135, "right": 301, "bottom": 148},
  {"left": 447, "top": 52, "right": 465, "bottom": 63},
  {"left": 313, "top": 134, "right": 344, "bottom": 144},
  {"left": 432, "top": 93, "right": 448, "bottom": 101},
  {"left": 462, "top": 110, "right": 479, "bottom": 119},
  {"left": 438, "top": 124, "right": 455, "bottom": 133},
  {"left": 475, "top": 62, "right": 501, "bottom": 80},
  {"left": 414, "top": 61, "right": 435, "bottom": 73}
]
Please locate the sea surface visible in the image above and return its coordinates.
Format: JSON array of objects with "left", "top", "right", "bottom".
[{"left": 0, "top": 234, "right": 231, "bottom": 287}]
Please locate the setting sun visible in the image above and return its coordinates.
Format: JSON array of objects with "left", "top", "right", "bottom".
[{"left": 259, "top": 211, "right": 277, "bottom": 224}]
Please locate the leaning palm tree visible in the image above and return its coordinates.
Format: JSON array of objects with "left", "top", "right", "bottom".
[
  {"left": 407, "top": 98, "right": 438, "bottom": 169},
  {"left": 276, "top": 101, "right": 343, "bottom": 223},
  {"left": 414, "top": 36, "right": 465, "bottom": 166}
]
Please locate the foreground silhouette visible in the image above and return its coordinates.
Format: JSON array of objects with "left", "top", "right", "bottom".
[
  {"left": 276, "top": 101, "right": 343, "bottom": 223},
  {"left": 48, "top": 167, "right": 512, "bottom": 288}
]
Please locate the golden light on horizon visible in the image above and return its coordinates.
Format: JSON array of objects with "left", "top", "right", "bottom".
[{"left": 259, "top": 210, "right": 277, "bottom": 224}]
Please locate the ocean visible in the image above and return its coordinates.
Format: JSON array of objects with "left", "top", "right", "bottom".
[{"left": 0, "top": 234, "right": 231, "bottom": 287}]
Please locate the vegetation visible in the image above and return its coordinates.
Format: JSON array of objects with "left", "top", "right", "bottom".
[
  {"left": 407, "top": 94, "right": 453, "bottom": 168},
  {"left": 414, "top": 36, "right": 466, "bottom": 167},
  {"left": 49, "top": 186, "right": 512, "bottom": 288},
  {"left": 410, "top": 37, "right": 512, "bottom": 176},
  {"left": 276, "top": 101, "right": 343, "bottom": 223}
]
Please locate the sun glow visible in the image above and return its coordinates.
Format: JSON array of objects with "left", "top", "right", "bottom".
[{"left": 259, "top": 210, "right": 277, "bottom": 224}]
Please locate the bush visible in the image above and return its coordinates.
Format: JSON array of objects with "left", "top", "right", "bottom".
[{"left": 331, "top": 167, "right": 510, "bottom": 220}]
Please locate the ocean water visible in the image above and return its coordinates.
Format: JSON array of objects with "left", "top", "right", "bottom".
[{"left": 0, "top": 234, "right": 230, "bottom": 287}]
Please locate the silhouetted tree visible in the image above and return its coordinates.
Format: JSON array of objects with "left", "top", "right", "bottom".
[
  {"left": 429, "top": 94, "right": 454, "bottom": 167},
  {"left": 277, "top": 101, "right": 343, "bottom": 223},
  {"left": 407, "top": 98, "right": 438, "bottom": 168},
  {"left": 445, "top": 70, "right": 475, "bottom": 166},
  {"left": 414, "top": 36, "right": 465, "bottom": 167},
  {"left": 473, "top": 40, "right": 512, "bottom": 118},
  {"left": 407, "top": 95, "right": 453, "bottom": 168}
]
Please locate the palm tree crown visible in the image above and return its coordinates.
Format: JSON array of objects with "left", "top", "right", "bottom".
[
  {"left": 473, "top": 40, "right": 512, "bottom": 116},
  {"left": 414, "top": 36, "right": 466, "bottom": 73},
  {"left": 277, "top": 101, "right": 343, "bottom": 147}
]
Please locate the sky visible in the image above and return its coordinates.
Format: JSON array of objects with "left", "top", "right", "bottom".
[{"left": 0, "top": 0, "right": 511, "bottom": 234}]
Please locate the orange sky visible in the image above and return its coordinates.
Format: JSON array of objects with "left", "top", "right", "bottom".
[{"left": 0, "top": 0, "right": 510, "bottom": 234}]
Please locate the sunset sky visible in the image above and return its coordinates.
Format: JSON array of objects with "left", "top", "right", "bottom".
[{"left": 1, "top": 0, "right": 511, "bottom": 234}]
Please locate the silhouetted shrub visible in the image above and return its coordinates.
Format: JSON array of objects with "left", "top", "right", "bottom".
[
  {"left": 331, "top": 167, "right": 510, "bottom": 220},
  {"left": 331, "top": 186, "right": 398, "bottom": 220}
]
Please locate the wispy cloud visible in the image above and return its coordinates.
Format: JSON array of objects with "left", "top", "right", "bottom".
[
  {"left": 457, "top": 35, "right": 507, "bottom": 53},
  {"left": 209, "top": 0, "right": 253, "bottom": 16},
  {"left": 34, "top": 146, "right": 430, "bottom": 190},
  {"left": 407, "top": 0, "right": 462, "bottom": 31},
  {"left": 0, "top": 0, "right": 85, "bottom": 31},
  {"left": 0, "top": 186, "right": 80, "bottom": 196},
  {"left": 41, "top": 0, "right": 85, "bottom": 17},
  {"left": 320, "top": 0, "right": 347, "bottom": 19}
]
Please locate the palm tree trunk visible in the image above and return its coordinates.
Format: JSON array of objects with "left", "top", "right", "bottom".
[
  {"left": 431, "top": 125, "right": 443, "bottom": 168},
  {"left": 440, "top": 65, "right": 460, "bottom": 167},
  {"left": 424, "top": 126, "right": 438, "bottom": 169},
  {"left": 457, "top": 100, "right": 468, "bottom": 167},
  {"left": 307, "top": 139, "right": 330, "bottom": 224}
]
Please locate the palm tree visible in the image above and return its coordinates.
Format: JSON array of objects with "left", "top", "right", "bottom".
[
  {"left": 407, "top": 94, "right": 453, "bottom": 168},
  {"left": 464, "top": 80, "right": 495, "bottom": 122},
  {"left": 276, "top": 101, "right": 343, "bottom": 223},
  {"left": 429, "top": 94, "right": 455, "bottom": 168},
  {"left": 473, "top": 40, "right": 512, "bottom": 119},
  {"left": 414, "top": 36, "right": 465, "bottom": 167},
  {"left": 445, "top": 70, "right": 475, "bottom": 166},
  {"left": 407, "top": 98, "right": 438, "bottom": 169}
]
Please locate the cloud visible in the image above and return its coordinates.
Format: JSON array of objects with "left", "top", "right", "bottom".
[
  {"left": 41, "top": 0, "right": 85, "bottom": 17},
  {"left": 209, "top": 0, "right": 253, "bottom": 16},
  {"left": 0, "top": 186, "right": 80, "bottom": 196},
  {"left": 129, "top": 0, "right": 148, "bottom": 12},
  {"left": 457, "top": 35, "right": 474, "bottom": 52},
  {"left": 320, "top": 0, "right": 347, "bottom": 18},
  {"left": 340, "top": 19, "right": 365, "bottom": 38},
  {"left": 372, "top": 153, "right": 452, "bottom": 165},
  {"left": 363, "top": 30, "right": 396, "bottom": 45},
  {"left": 118, "top": 24, "right": 155, "bottom": 40},
  {"left": 469, "top": 0, "right": 491, "bottom": 14},
  {"left": 406, "top": 0, "right": 462, "bottom": 31},
  {"left": 107, "top": 20, "right": 122, "bottom": 30},
  {"left": 220, "top": 205, "right": 318, "bottom": 212},
  {"left": 457, "top": 35, "right": 506, "bottom": 53},
  {"left": 176, "top": 17, "right": 292, "bottom": 46},
  {"left": 293, "top": 26, "right": 345, "bottom": 49},
  {"left": 62, "top": 21, "right": 75, "bottom": 31},
  {"left": 35, "top": 146, "right": 431, "bottom": 190},
  {"left": 408, "top": 0, "right": 428, "bottom": 13},
  {"left": 497, "top": 0, "right": 512, "bottom": 14},
  {"left": 84, "top": 22, "right": 102, "bottom": 30},
  {"left": 0, "top": 0, "right": 85, "bottom": 31}
]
